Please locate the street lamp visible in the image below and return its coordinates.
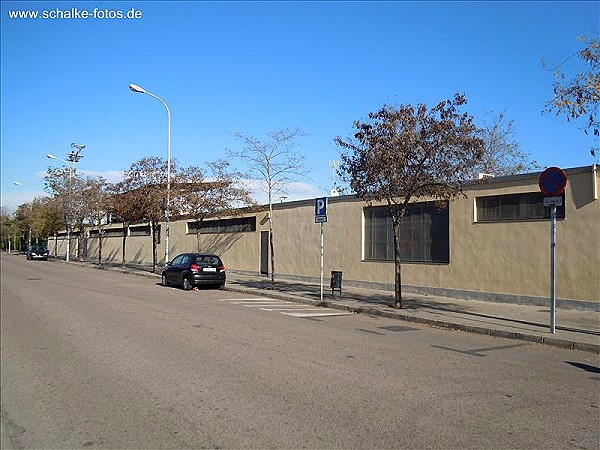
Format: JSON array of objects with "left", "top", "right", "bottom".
[
  {"left": 129, "top": 83, "right": 172, "bottom": 264},
  {"left": 46, "top": 143, "right": 85, "bottom": 262}
]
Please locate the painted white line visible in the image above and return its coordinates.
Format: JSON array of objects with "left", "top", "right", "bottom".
[
  {"left": 282, "top": 311, "right": 355, "bottom": 317},
  {"left": 261, "top": 307, "right": 328, "bottom": 312},
  {"left": 219, "top": 298, "right": 272, "bottom": 302},
  {"left": 243, "top": 303, "right": 294, "bottom": 308}
]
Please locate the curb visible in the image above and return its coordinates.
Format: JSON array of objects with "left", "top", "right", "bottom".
[
  {"left": 43, "top": 258, "right": 600, "bottom": 354},
  {"left": 225, "top": 285, "right": 600, "bottom": 354}
]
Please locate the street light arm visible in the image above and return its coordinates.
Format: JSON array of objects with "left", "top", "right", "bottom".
[{"left": 47, "top": 153, "right": 69, "bottom": 164}]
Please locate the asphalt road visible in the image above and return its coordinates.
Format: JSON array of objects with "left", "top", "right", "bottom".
[{"left": 1, "top": 254, "right": 599, "bottom": 449}]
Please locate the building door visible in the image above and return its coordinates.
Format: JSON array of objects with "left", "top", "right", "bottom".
[{"left": 260, "top": 231, "right": 269, "bottom": 275}]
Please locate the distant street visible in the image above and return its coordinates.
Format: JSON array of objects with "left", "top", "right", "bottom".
[{"left": 1, "top": 255, "right": 599, "bottom": 449}]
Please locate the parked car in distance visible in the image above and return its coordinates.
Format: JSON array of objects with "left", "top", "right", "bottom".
[
  {"left": 161, "top": 253, "right": 226, "bottom": 290},
  {"left": 26, "top": 245, "right": 49, "bottom": 261}
]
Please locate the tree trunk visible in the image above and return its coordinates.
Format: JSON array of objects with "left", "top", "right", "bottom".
[
  {"left": 151, "top": 221, "right": 158, "bottom": 273},
  {"left": 268, "top": 203, "right": 275, "bottom": 288},
  {"left": 121, "top": 222, "right": 128, "bottom": 268},
  {"left": 392, "top": 218, "right": 403, "bottom": 309},
  {"left": 98, "top": 228, "right": 103, "bottom": 266},
  {"left": 77, "top": 220, "right": 85, "bottom": 262}
]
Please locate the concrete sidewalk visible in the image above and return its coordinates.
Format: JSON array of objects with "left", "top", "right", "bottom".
[
  {"left": 223, "top": 272, "right": 600, "bottom": 354},
  {"left": 43, "top": 256, "right": 600, "bottom": 354}
]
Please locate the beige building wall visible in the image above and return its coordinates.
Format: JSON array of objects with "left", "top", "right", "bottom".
[{"left": 50, "top": 166, "right": 599, "bottom": 308}]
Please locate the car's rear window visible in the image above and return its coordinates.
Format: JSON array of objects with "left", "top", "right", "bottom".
[{"left": 195, "top": 255, "right": 221, "bottom": 266}]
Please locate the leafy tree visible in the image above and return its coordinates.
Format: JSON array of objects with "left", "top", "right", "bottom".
[
  {"left": 0, "top": 208, "right": 20, "bottom": 252},
  {"left": 229, "top": 128, "right": 308, "bottom": 287},
  {"left": 114, "top": 157, "right": 173, "bottom": 272},
  {"left": 29, "top": 197, "right": 63, "bottom": 244},
  {"left": 107, "top": 184, "right": 148, "bottom": 268},
  {"left": 472, "top": 111, "right": 540, "bottom": 177},
  {"left": 335, "top": 93, "right": 485, "bottom": 308},
  {"left": 545, "top": 36, "right": 600, "bottom": 156},
  {"left": 44, "top": 166, "right": 107, "bottom": 261},
  {"left": 14, "top": 203, "right": 33, "bottom": 248}
]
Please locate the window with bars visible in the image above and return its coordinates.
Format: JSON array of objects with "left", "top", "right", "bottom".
[
  {"left": 187, "top": 216, "right": 256, "bottom": 234},
  {"left": 364, "top": 202, "right": 449, "bottom": 263},
  {"left": 476, "top": 192, "right": 565, "bottom": 222}
]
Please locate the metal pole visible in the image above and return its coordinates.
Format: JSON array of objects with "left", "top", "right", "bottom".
[
  {"left": 166, "top": 102, "right": 171, "bottom": 264},
  {"left": 320, "top": 221, "right": 324, "bottom": 302},
  {"left": 550, "top": 204, "right": 557, "bottom": 334},
  {"left": 66, "top": 162, "right": 74, "bottom": 262}
]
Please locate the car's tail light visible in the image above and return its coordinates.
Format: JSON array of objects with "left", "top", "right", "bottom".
[
  {"left": 191, "top": 263, "right": 199, "bottom": 273},
  {"left": 220, "top": 264, "right": 226, "bottom": 272}
]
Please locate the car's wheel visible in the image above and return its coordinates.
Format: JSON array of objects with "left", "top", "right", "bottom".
[
  {"left": 182, "top": 277, "right": 193, "bottom": 291},
  {"left": 218, "top": 283, "right": 225, "bottom": 290},
  {"left": 162, "top": 274, "right": 169, "bottom": 287}
]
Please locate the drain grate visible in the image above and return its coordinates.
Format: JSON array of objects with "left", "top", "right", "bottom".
[
  {"left": 25, "top": 277, "right": 42, "bottom": 281},
  {"left": 379, "top": 325, "right": 418, "bottom": 333}
]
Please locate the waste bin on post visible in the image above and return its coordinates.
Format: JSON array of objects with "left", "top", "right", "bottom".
[{"left": 330, "top": 271, "right": 342, "bottom": 299}]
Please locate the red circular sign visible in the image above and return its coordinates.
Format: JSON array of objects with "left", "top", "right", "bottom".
[{"left": 539, "top": 167, "right": 567, "bottom": 196}]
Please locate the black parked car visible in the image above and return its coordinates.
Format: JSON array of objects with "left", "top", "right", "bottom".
[
  {"left": 26, "top": 245, "right": 49, "bottom": 261},
  {"left": 161, "top": 253, "right": 226, "bottom": 290}
]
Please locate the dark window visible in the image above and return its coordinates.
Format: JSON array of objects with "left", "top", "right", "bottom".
[
  {"left": 88, "top": 228, "right": 125, "bottom": 238},
  {"left": 476, "top": 192, "right": 565, "bottom": 222},
  {"left": 129, "top": 225, "right": 151, "bottom": 236},
  {"left": 188, "top": 216, "right": 257, "bottom": 234},
  {"left": 364, "top": 202, "right": 449, "bottom": 263}
]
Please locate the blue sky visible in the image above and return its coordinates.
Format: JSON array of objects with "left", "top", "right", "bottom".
[{"left": 1, "top": 1, "right": 598, "bottom": 210}]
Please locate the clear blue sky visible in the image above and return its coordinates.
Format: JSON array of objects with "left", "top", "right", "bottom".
[{"left": 1, "top": 1, "right": 598, "bottom": 210}]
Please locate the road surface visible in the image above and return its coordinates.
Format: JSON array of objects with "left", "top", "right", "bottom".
[{"left": 1, "top": 255, "right": 598, "bottom": 448}]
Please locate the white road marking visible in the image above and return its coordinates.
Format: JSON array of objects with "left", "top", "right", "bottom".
[
  {"left": 218, "top": 296, "right": 354, "bottom": 319},
  {"left": 243, "top": 302, "right": 295, "bottom": 308},
  {"left": 281, "top": 311, "right": 355, "bottom": 318},
  {"left": 261, "top": 307, "right": 327, "bottom": 312}
]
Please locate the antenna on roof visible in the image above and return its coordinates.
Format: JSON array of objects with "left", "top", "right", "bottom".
[{"left": 329, "top": 160, "right": 340, "bottom": 196}]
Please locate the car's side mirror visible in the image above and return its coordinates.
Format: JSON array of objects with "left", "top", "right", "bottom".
[{"left": 164, "top": 262, "right": 171, "bottom": 267}]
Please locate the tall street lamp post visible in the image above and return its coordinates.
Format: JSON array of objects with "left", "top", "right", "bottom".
[
  {"left": 129, "top": 83, "right": 172, "bottom": 264},
  {"left": 47, "top": 143, "right": 85, "bottom": 262}
]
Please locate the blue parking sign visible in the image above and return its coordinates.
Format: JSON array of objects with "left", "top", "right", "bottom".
[{"left": 315, "top": 197, "right": 327, "bottom": 223}]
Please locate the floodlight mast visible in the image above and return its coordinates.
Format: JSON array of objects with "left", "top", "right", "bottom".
[{"left": 46, "top": 144, "right": 85, "bottom": 262}]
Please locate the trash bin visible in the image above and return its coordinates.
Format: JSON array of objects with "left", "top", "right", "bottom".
[{"left": 330, "top": 271, "right": 342, "bottom": 298}]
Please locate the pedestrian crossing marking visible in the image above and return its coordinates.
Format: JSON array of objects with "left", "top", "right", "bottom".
[
  {"left": 218, "top": 296, "right": 354, "bottom": 319},
  {"left": 282, "top": 311, "right": 354, "bottom": 317},
  {"left": 243, "top": 302, "right": 295, "bottom": 308}
]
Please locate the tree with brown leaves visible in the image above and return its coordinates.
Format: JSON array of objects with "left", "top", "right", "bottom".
[
  {"left": 335, "top": 94, "right": 485, "bottom": 308},
  {"left": 545, "top": 36, "right": 600, "bottom": 156}
]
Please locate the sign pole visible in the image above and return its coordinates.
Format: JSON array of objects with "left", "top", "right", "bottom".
[
  {"left": 539, "top": 166, "right": 566, "bottom": 335},
  {"left": 550, "top": 204, "right": 557, "bottom": 334},
  {"left": 314, "top": 197, "right": 328, "bottom": 303},
  {"left": 320, "top": 222, "right": 324, "bottom": 302}
]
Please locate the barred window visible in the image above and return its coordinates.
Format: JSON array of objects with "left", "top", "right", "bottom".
[
  {"left": 476, "top": 192, "right": 565, "bottom": 222},
  {"left": 129, "top": 225, "right": 151, "bottom": 236},
  {"left": 89, "top": 228, "right": 125, "bottom": 238},
  {"left": 188, "top": 217, "right": 256, "bottom": 234},
  {"left": 364, "top": 202, "right": 449, "bottom": 263}
]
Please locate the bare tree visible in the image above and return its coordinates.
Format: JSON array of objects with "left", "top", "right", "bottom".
[
  {"left": 229, "top": 128, "right": 308, "bottom": 287},
  {"left": 175, "top": 160, "right": 255, "bottom": 252},
  {"left": 83, "top": 177, "right": 109, "bottom": 265},
  {"left": 335, "top": 94, "right": 485, "bottom": 308},
  {"left": 472, "top": 111, "right": 540, "bottom": 177}
]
